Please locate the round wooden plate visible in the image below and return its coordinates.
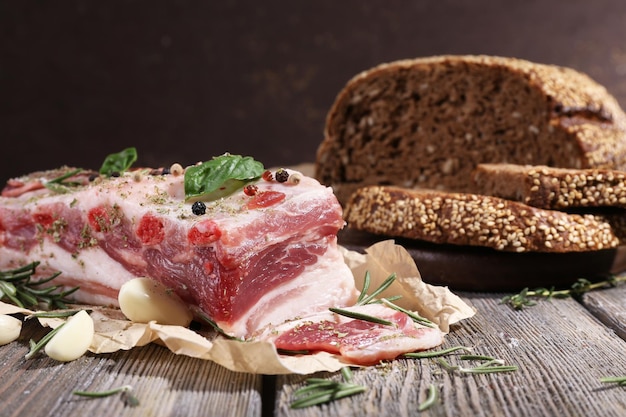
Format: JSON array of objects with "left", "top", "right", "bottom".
[{"left": 338, "top": 228, "right": 626, "bottom": 292}]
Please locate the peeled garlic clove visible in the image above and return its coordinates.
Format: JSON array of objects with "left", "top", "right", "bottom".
[
  {"left": 44, "top": 310, "right": 94, "bottom": 362},
  {"left": 118, "top": 277, "right": 193, "bottom": 327},
  {"left": 0, "top": 314, "right": 22, "bottom": 345}
]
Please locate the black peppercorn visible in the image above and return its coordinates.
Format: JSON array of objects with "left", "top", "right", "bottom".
[
  {"left": 275, "top": 168, "right": 289, "bottom": 183},
  {"left": 191, "top": 201, "right": 207, "bottom": 215}
]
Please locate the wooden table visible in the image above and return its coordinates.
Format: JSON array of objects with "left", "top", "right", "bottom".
[{"left": 1, "top": 284, "right": 624, "bottom": 417}]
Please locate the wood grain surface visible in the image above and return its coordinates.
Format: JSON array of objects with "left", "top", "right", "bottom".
[
  {"left": 0, "top": 322, "right": 263, "bottom": 417},
  {"left": 1, "top": 290, "right": 624, "bottom": 417},
  {"left": 581, "top": 285, "right": 626, "bottom": 340},
  {"left": 273, "top": 293, "right": 626, "bottom": 417}
]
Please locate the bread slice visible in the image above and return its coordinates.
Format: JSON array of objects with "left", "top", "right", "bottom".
[
  {"left": 472, "top": 163, "right": 626, "bottom": 209},
  {"left": 343, "top": 185, "right": 620, "bottom": 253},
  {"left": 600, "top": 211, "right": 626, "bottom": 243},
  {"left": 316, "top": 55, "right": 626, "bottom": 205}
]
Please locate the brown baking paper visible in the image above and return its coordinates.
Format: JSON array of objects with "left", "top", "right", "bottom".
[{"left": 0, "top": 240, "right": 475, "bottom": 375}]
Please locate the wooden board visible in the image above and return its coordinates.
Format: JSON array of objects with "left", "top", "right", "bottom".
[
  {"left": 2, "top": 290, "right": 625, "bottom": 416},
  {"left": 0, "top": 319, "right": 264, "bottom": 417},
  {"left": 273, "top": 292, "right": 626, "bottom": 417},
  {"left": 581, "top": 284, "right": 626, "bottom": 340},
  {"left": 338, "top": 228, "right": 626, "bottom": 292}
]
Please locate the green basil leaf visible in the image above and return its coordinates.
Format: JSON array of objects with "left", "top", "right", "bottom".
[
  {"left": 99, "top": 147, "right": 138, "bottom": 176},
  {"left": 184, "top": 154, "right": 264, "bottom": 202}
]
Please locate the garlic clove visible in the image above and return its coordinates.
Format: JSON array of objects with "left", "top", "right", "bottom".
[
  {"left": 118, "top": 277, "right": 193, "bottom": 327},
  {"left": 44, "top": 310, "right": 94, "bottom": 362},
  {"left": 0, "top": 314, "right": 22, "bottom": 345}
]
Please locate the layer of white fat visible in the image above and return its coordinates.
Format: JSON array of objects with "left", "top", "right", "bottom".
[
  {"left": 74, "top": 173, "right": 188, "bottom": 225},
  {"left": 0, "top": 245, "right": 135, "bottom": 307},
  {"left": 228, "top": 241, "right": 359, "bottom": 338},
  {"left": 340, "top": 326, "right": 444, "bottom": 363},
  {"left": 215, "top": 184, "right": 339, "bottom": 249},
  {"left": 72, "top": 169, "right": 337, "bottom": 249},
  {"left": 1, "top": 168, "right": 329, "bottom": 224}
]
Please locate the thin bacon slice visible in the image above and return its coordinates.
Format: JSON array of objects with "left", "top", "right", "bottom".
[{"left": 272, "top": 304, "right": 444, "bottom": 365}]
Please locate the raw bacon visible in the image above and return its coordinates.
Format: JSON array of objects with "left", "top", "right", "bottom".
[
  {"left": 0, "top": 165, "right": 358, "bottom": 337},
  {"left": 268, "top": 304, "right": 444, "bottom": 365}
]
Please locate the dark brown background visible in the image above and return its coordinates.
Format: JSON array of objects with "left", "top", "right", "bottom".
[{"left": 2, "top": 1, "right": 626, "bottom": 184}]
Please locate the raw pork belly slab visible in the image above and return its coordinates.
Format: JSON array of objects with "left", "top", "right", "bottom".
[{"left": 0, "top": 167, "right": 358, "bottom": 337}]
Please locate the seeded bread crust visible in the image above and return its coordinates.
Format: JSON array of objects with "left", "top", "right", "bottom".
[
  {"left": 316, "top": 55, "right": 626, "bottom": 205},
  {"left": 344, "top": 186, "right": 620, "bottom": 253},
  {"left": 600, "top": 211, "right": 626, "bottom": 243},
  {"left": 472, "top": 163, "right": 626, "bottom": 209}
]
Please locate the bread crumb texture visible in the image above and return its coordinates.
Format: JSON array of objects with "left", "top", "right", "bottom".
[{"left": 315, "top": 55, "right": 626, "bottom": 205}]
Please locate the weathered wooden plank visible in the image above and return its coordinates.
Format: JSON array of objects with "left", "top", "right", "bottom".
[
  {"left": 273, "top": 294, "right": 626, "bottom": 417},
  {"left": 581, "top": 285, "right": 626, "bottom": 340},
  {"left": 3, "top": 291, "right": 624, "bottom": 417},
  {"left": 0, "top": 318, "right": 263, "bottom": 417}
]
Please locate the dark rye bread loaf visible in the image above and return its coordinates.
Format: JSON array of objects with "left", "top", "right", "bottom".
[
  {"left": 316, "top": 55, "right": 626, "bottom": 205},
  {"left": 343, "top": 185, "right": 620, "bottom": 253},
  {"left": 472, "top": 163, "right": 626, "bottom": 209}
]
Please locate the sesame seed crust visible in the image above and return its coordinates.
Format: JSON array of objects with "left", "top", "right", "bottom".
[
  {"left": 472, "top": 163, "right": 626, "bottom": 209},
  {"left": 344, "top": 186, "right": 620, "bottom": 253}
]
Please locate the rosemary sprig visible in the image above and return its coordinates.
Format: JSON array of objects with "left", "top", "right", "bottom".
[
  {"left": 337, "top": 271, "right": 437, "bottom": 328},
  {"left": 290, "top": 367, "right": 367, "bottom": 409},
  {"left": 329, "top": 307, "right": 393, "bottom": 326},
  {"left": 405, "top": 346, "right": 518, "bottom": 374},
  {"left": 356, "top": 272, "right": 397, "bottom": 305},
  {"left": 355, "top": 270, "right": 372, "bottom": 304},
  {"left": 417, "top": 384, "right": 438, "bottom": 411},
  {"left": 436, "top": 357, "right": 518, "bottom": 374},
  {"left": 403, "top": 345, "right": 472, "bottom": 359},
  {"left": 43, "top": 168, "right": 84, "bottom": 194},
  {"left": 190, "top": 305, "right": 244, "bottom": 341},
  {"left": 0, "top": 262, "right": 78, "bottom": 309},
  {"left": 277, "top": 348, "right": 310, "bottom": 355},
  {"left": 73, "top": 385, "right": 140, "bottom": 407},
  {"left": 24, "top": 322, "right": 66, "bottom": 360},
  {"left": 501, "top": 275, "right": 626, "bottom": 310},
  {"left": 27, "top": 309, "right": 91, "bottom": 319},
  {"left": 600, "top": 376, "right": 626, "bottom": 386},
  {"left": 459, "top": 354, "right": 496, "bottom": 361},
  {"left": 380, "top": 298, "right": 436, "bottom": 328},
  {"left": 23, "top": 309, "right": 87, "bottom": 360}
]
